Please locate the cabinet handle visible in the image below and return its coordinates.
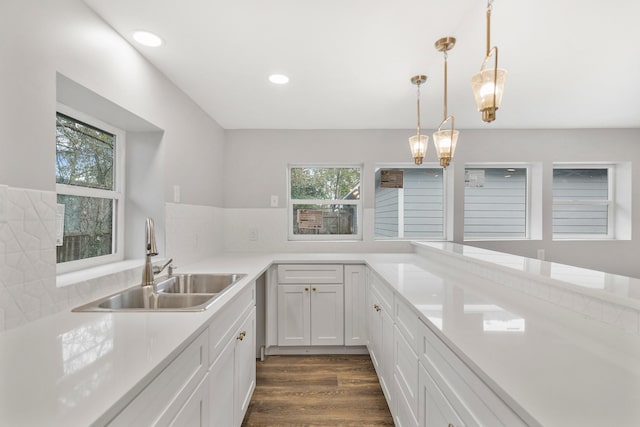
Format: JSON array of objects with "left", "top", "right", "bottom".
[
  {"left": 237, "top": 331, "right": 246, "bottom": 341},
  {"left": 312, "top": 287, "right": 317, "bottom": 291},
  {"left": 305, "top": 287, "right": 309, "bottom": 291},
  {"left": 373, "top": 304, "right": 381, "bottom": 312}
]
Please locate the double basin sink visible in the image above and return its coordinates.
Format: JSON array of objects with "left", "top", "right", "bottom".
[{"left": 73, "top": 273, "right": 246, "bottom": 312}]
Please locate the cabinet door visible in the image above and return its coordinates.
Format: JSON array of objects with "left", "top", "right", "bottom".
[
  {"left": 344, "top": 265, "right": 368, "bottom": 346},
  {"left": 310, "top": 284, "right": 344, "bottom": 345},
  {"left": 368, "top": 288, "right": 382, "bottom": 371},
  {"left": 277, "top": 284, "right": 311, "bottom": 346},
  {"left": 380, "top": 305, "right": 395, "bottom": 409},
  {"left": 209, "top": 336, "right": 235, "bottom": 427},
  {"left": 394, "top": 326, "right": 418, "bottom": 425},
  {"left": 236, "top": 309, "right": 256, "bottom": 425},
  {"left": 419, "top": 363, "right": 465, "bottom": 427},
  {"left": 170, "top": 374, "right": 210, "bottom": 427}
]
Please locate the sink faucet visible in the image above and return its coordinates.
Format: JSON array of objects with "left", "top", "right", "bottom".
[
  {"left": 153, "top": 258, "right": 174, "bottom": 276},
  {"left": 142, "top": 217, "right": 159, "bottom": 286}
]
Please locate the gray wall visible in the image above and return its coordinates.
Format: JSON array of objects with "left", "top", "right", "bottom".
[{"left": 224, "top": 128, "right": 640, "bottom": 278}]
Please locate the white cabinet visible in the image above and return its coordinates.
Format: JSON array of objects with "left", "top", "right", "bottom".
[
  {"left": 235, "top": 308, "right": 257, "bottom": 421},
  {"left": 209, "top": 293, "right": 256, "bottom": 427},
  {"left": 393, "top": 297, "right": 420, "bottom": 427},
  {"left": 105, "top": 280, "right": 256, "bottom": 427},
  {"left": 108, "top": 330, "right": 209, "bottom": 426},
  {"left": 418, "top": 364, "right": 465, "bottom": 427},
  {"left": 417, "top": 320, "right": 528, "bottom": 427},
  {"left": 170, "top": 374, "right": 210, "bottom": 427},
  {"left": 277, "top": 283, "right": 344, "bottom": 346},
  {"left": 367, "top": 270, "right": 395, "bottom": 410},
  {"left": 344, "top": 265, "right": 368, "bottom": 346},
  {"left": 276, "top": 264, "right": 344, "bottom": 347}
]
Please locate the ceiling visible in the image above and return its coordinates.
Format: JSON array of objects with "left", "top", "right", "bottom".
[{"left": 83, "top": 0, "right": 640, "bottom": 130}]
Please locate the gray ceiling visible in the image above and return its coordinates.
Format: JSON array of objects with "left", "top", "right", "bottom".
[{"left": 83, "top": 0, "right": 640, "bottom": 130}]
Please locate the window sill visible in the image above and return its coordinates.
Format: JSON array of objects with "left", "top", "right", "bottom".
[{"left": 56, "top": 259, "right": 144, "bottom": 288}]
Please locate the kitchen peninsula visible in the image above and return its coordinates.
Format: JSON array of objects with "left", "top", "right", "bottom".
[{"left": 1, "top": 243, "right": 639, "bottom": 426}]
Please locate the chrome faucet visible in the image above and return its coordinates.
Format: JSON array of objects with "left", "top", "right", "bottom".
[
  {"left": 153, "top": 258, "right": 174, "bottom": 276},
  {"left": 142, "top": 217, "right": 159, "bottom": 286}
]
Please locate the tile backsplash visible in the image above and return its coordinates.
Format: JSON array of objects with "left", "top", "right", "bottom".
[
  {"left": 1, "top": 186, "right": 58, "bottom": 330},
  {"left": 0, "top": 186, "right": 223, "bottom": 332}
]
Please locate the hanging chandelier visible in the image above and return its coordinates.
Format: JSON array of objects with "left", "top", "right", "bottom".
[
  {"left": 433, "top": 37, "right": 459, "bottom": 168},
  {"left": 470, "top": 0, "right": 507, "bottom": 122},
  {"left": 408, "top": 75, "right": 428, "bottom": 165}
]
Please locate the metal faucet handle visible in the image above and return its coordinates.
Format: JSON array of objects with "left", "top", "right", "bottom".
[
  {"left": 168, "top": 264, "right": 177, "bottom": 276},
  {"left": 153, "top": 258, "right": 174, "bottom": 275}
]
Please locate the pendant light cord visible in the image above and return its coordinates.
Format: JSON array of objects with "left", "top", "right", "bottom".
[
  {"left": 416, "top": 83, "right": 422, "bottom": 135},
  {"left": 443, "top": 51, "right": 448, "bottom": 121}
]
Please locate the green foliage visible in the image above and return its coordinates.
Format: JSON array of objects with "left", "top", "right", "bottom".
[
  {"left": 56, "top": 113, "right": 115, "bottom": 190},
  {"left": 290, "top": 167, "right": 360, "bottom": 200},
  {"left": 55, "top": 113, "right": 116, "bottom": 263}
]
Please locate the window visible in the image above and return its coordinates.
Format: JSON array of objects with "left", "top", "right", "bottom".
[
  {"left": 374, "top": 167, "right": 444, "bottom": 239},
  {"left": 56, "top": 106, "right": 124, "bottom": 271},
  {"left": 288, "top": 166, "right": 361, "bottom": 240},
  {"left": 464, "top": 166, "right": 529, "bottom": 239},
  {"left": 552, "top": 166, "right": 612, "bottom": 239}
]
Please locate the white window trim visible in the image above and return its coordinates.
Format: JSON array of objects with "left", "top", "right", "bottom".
[
  {"left": 463, "top": 163, "right": 533, "bottom": 241},
  {"left": 373, "top": 162, "right": 448, "bottom": 241},
  {"left": 56, "top": 103, "right": 126, "bottom": 273},
  {"left": 288, "top": 164, "right": 363, "bottom": 241},
  {"left": 552, "top": 164, "right": 614, "bottom": 240}
]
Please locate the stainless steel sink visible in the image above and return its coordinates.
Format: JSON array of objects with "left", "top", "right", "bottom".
[
  {"left": 158, "top": 273, "right": 246, "bottom": 294},
  {"left": 72, "top": 273, "right": 246, "bottom": 312},
  {"left": 73, "top": 286, "right": 216, "bottom": 312}
]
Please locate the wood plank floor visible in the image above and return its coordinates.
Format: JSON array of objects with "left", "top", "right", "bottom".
[{"left": 242, "top": 355, "right": 394, "bottom": 426}]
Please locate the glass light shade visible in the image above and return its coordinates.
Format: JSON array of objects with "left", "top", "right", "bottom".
[
  {"left": 470, "top": 68, "right": 507, "bottom": 120},
  {"left": 408, "top": 134, "right": 428, "bottom": 165},
  {"left": 433, "top": 129, "right": 459, "bottom": 167}
]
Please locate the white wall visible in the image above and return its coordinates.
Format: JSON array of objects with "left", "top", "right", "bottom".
[
  {"left": 223, "top": 128, "right": 640, "bottom": 278},
  {"left": 0, "top": 0, "right": 225, "bottom": 207},
  {"left": 0, "top": 0, "right": 226, "bottom": 330}
]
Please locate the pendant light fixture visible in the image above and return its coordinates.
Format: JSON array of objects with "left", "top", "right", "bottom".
[
  {"left": 471, "top": 0, "right": 507, "bottom": 122},
  {"left": 408, "top": 75, "right": 428, "bottom": 165},
  {"left": 433, "top": 37, "right": 459, "bottom": 168}
]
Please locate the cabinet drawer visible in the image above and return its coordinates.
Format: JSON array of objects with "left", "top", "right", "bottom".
[
  {"left": 109, "top": 330, "right": 209, "bottom": 426},
  {"left": 395, "top": 296, "right": 419, "bottom": 354},
  {"left": 209, "top": 282, "right": 255, "bottom": 367},
  {"left": 418, "top": 320, "right": 527, "bottom": 427},
  {"left": 394, "top": 325, "right": 419, "bottom": 424},
  {"left": 369, "top": 269, "right": 394, "bottom": 313},
  {"left": 277, "top": 264, "right": 344, "bottom": 283}
]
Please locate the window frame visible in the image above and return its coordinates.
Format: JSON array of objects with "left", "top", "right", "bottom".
[
  {"left": 373, "top": 163, "right": 447, "bottom": 241},
  {"left": 552, "top": 164, "right": 614, "bottom": 240},
  {"left": 56, "top": 103, "right": 126, "bottom": 273},
  {"left": 287, "top": 164, "right": 363, "bottom": 241},
  {"left": 463, "top": 163, "right": 532, "bottom": 241}
]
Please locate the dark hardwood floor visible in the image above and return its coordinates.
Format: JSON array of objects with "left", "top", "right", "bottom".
[{"left": 242, "top": 355, "right": 394, "bottom": 426}]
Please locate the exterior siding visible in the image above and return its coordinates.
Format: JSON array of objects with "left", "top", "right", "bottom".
[
  {"left": 553, "top": 168, "right": 609, "bottom": 236},
  {"left": 464, "top": 168, "right": 527, "bottom": 239},
  {"left": 375, "top": 168, "right": 443, "bottom": 238}
]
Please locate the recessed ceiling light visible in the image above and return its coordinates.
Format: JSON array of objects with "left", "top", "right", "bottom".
[
  {"left": 132, "top": 31, "right": 163, "bottom": 47},
  {"left": 269, "top": 74, "right": 289, "bottom": 85}
]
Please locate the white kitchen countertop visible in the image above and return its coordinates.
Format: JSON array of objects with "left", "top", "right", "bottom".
[{"left": 1, "top": 249, "right": 639, "bottom": 426}]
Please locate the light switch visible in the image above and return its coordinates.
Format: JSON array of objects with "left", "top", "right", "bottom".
[{"left": 270, "top": 195, "right": 279, "bottom": 208}]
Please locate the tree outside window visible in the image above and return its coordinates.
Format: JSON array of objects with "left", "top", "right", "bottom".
[{"left": 55, "top": 110, "right": 123, "bottom": 267}]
